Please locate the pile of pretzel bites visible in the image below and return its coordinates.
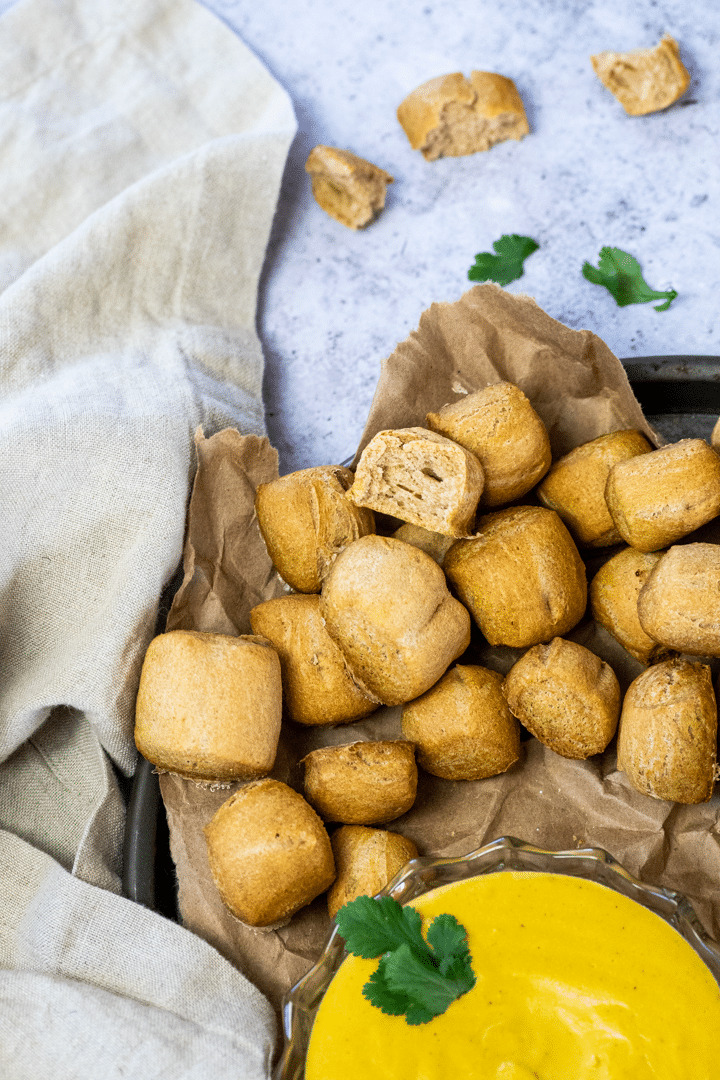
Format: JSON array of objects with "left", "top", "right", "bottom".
[{"left": 134, "top": 381, "right": 720, "bottom": 928}]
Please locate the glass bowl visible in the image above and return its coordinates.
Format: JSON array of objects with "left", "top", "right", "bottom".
[{"left": 273, "top": 834, "right": 720, "bottom": 1080}]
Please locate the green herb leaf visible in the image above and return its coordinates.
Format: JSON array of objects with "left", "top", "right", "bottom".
[
  {"left": 362, "top": 955, "right": 413, "bottom": 1017},
  {"left": 335, "top": 894, "right": 425, "bottom": 960},
  {"left": 363, "top": 963, "right": 437, "bottom": 1024},
  {"left": 426, "top": 912, "right": 475, "bottom": 990},
  {"left": 468, "top": 234, "right": 539, "bottom": 287},
  {"left": 335, "top": 895, "right": 475, "bottom": 1025},
  {"left": 582, "top": 246, "right": 678, "bottom": 311},
  {"left": 384, "top": 944, "right": 462, "bottom": 1022}
]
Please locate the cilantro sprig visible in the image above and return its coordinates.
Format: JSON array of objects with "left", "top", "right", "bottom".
[
  {"left": 582, "top": 246, "right": 678, "bottom": 311},
  {"left": 468, "top": 234, "right": 539, "bottom": 287},
  {"left": 334, "top": 894, "right": 476, "bottom": 1025}
]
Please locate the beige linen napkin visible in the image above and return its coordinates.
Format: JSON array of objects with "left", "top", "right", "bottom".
[{"left": 0, "top": 0, "right": 295, "bottom": 1076}]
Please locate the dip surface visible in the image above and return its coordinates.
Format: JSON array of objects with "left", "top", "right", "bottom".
[{"left": 305, "top": 871, "right": 720, "bottom": 1080}]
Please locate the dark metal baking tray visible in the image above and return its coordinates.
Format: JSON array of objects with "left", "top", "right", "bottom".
[
  {"left": 122, "top": 566, "right": 183, "bottom": 919},
  {"left": 121, "top": 355, "right": 720, "bottom": 920}
]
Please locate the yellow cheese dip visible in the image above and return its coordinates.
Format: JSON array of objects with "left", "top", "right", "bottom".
[{"left": 305, "top": 871, "right": 720, "bottom": 1080}]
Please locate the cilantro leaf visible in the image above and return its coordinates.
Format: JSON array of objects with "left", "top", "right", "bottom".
[
  {"left": 383, "top": 944, "right": 461, "bottom": 1024},
  {"left": 363, "top": 950, "right": 449, "bottom": 1026},
  {"left": 335, "top": 895, "right": 476, "bottom": 1025},
  {"left": 426, "top": 912, "right": 475, "bottom": 991},
  {"left": 582, "top": 246, "right": 678, "bottom": 311},
  {"left": 468, "top": 234, "right": 539, "bottom": 287},
  {"left": 335, "top": 894, "right": 425, "bottom": 960},
  {"left": 362, "top": 955, "right": 412, "bottom": 1017}
]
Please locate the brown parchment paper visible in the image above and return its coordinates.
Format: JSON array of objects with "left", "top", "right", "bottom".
[{"left": 159, "top": 284, "right": 720, "bottom": 1015}]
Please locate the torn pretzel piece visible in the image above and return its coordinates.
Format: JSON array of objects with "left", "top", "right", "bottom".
[
  {"left": 349, "top": 427, "right": 484, "bottom": 537},
  {"left": 305, "top": 145, "right": 393, "bottom": 229},
  {"left": 591, "top": 33, "right": 690, "bottom": 115},
  {"left": 397, "top": 70, "right": 529, "bottom": 161}
]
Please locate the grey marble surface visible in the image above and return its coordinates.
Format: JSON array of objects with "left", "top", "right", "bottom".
[{"left": 201, "top": 0, "right": 719, "bottom": 473}]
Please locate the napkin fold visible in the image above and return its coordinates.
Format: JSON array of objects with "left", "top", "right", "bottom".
[{"left": 0, "top": 0, "right": 296, "bottom": 1075}]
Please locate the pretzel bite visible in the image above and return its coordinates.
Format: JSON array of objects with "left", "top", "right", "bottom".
[
  {"left": 503, "top": 637, "right": 621, "bottom": 759},
  {"left": 327, "top": 826, "right": 419, "bottom": 918},
  {"left": 250, "top": 594, "right": 377, "bottom": 725},
  {"left": 305, "top": 145, "right": 393, "bottom": 229},
  {"left": 617, "top": 659, "right": 717, "bottom": 803},
  {"left": 591, "top": 34, "right": 690, "bottom": 115},
  {"left": 255, "top": 465, "right": 374, "bottom": 593},
  {"left": 589, "top": 547, "right": 668, "bottom": 664},
  {"left": 537, "top": 429, "right": 652, "bottom": 547},
  {"left": 302, "top": 741, "right": 418, "bottom": 824},
  {"left": 204, "top": 780, "right": 335, "bottom": 927},
  {"left": 444, "top": 506, "right": 587, "bottom": 648},
  {"left": 426, "top": 382, "right": 551, "bottom": 507},
  {"left": 604, "top": 439, "right": 720, "bottom": 552},
  {"left": 397, "top": 71, "right": 529, "bottom": 160},
  {"left": 320, "top": 534, "right": 471, "bottom": 706},
  {"left": 134, "top": 630, "right": 281, "bottom": 782},
  {"left": 637, "top": 543, "right": 720, "bottom": 656},
  {"left": 349, "top": 427, "right": 484, "bottom": 537},
  {"left": 401, "top": 664, "right": 521, "bottom": 779}
]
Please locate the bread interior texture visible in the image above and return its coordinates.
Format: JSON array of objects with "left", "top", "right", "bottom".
[
  {"left": 305, "top": 146, "right": 393, "bottom": 229},
  {"left": 370, "top": 457, "right": 458, "bottom": 515},
  {"left": 424, "top": 101, "right": 524, "bottom": 159},
  {"left": 310, "top": 172, "right": 386, "bottom": 228},
  {"left": 353, "top": 431, "right": 482, "bottom": 536}
]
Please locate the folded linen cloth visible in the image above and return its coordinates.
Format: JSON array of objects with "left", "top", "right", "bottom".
[{"left": 0, "top": 0, "right": 296, "bottom": 1075}]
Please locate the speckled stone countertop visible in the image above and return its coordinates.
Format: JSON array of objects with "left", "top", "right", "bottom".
[{"left": 200, "top": 0, "right": 719, "bottom": 472}]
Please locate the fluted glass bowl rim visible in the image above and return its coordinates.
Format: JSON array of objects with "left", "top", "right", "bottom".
[{"left": 273, "top": 834, "right": 720, "bottom": 1080}]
